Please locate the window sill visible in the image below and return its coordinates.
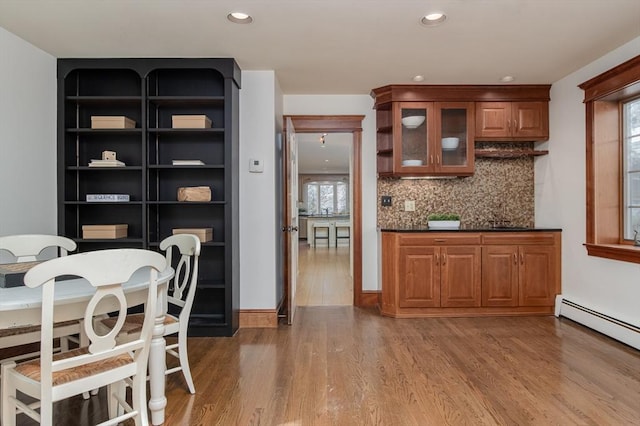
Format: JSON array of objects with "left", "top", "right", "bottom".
[{"left": 584, "top": 243, "right": 640, "bottom": 264}]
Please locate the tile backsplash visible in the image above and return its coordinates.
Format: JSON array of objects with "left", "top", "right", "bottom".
[{"left": 377, "top": 151, "right": 535, "bottom": 229}]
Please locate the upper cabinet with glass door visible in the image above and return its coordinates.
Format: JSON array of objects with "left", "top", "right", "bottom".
[
  {"left": 389, "top": 101, "right": 473, "bottom": 176},
  {"left": 372, "top": 85, "right": 550, "bottom": 177}
]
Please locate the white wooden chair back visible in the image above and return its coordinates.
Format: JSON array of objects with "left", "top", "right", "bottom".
[
  {"left": 24, "top": 248, "right": 166, "bottom": 400},
  {"left": 160, "top": 234, "right": 201, "bottom": 323},
  {"left": 0, "top": 234, "right": 76, "bottom": 263}
]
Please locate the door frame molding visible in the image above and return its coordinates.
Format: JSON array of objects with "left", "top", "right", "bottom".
[{"left": 282, "top": 115, "right": 366, "bottom": 312}]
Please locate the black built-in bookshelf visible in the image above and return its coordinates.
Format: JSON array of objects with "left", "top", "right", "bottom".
[{"left": 57, "top": 58, "right": 240, "bottom": 336}]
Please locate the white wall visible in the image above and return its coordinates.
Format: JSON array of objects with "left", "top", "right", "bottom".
[
  {"left": 284, "top": 95, "right": 378, "bottom": 291},
  {"left": 239, "top": 71, "right": 280, "bottom": 308},
  {"left": 0, "top": 27, "right": 57, "bottom": 237},
  {"left": 536, "top": 36, "right": 640, "bottom": 327}
]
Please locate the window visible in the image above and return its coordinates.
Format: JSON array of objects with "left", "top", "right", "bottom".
[
  {"left": 623, "top": 97, "right": 640, "bottom": 241},
  {"left": 305, "top": 181, "right": 349, "bottom": 215},
  {"left": 580, "top": 55, "right": 640, "bottom": 263}
]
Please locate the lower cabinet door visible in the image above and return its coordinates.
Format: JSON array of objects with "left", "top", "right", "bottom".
[
  {"left": 440, "top": 246, "right": 481, "bottom": 307},
  {"left": 519, "top": 245, "right": 556, "bottom": 306},
  {"left": 398, "top": 246, "right": 440, "bottom": 307},
  {"left": 482, "top": 245, "right": 519, "bottom": 307}
]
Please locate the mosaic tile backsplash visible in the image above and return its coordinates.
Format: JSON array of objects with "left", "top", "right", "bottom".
[{"left": 377, "top": 151, "right": 535, "bottom": 229}]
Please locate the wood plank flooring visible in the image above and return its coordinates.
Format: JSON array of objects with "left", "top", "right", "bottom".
[
  {"left": 10, "top": 307, "right": 640, "bottom": 425},
  {"left": 295, "top": 241, "right": 352, "bottom": 306}
]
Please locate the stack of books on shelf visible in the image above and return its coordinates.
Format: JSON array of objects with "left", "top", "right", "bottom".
[
  {"left": 172, "top": 159, "right": 205, "bottom": 166},
  {"left": 88, "top": 159, "right": 126, "bottom": 167}
]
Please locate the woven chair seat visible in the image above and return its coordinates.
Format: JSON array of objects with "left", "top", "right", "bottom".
[
  {"left": 14, "top": 347, "right": 133, "bottom": 386},
  {"left": 101, "top": 313, "right": 178, "bottom": 335},
  {"left": 0, "top": 320, "right": 79, "bottom": 338}
]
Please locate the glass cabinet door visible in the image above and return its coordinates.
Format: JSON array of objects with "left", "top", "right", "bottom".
[
  {"left": 436, "top": 102, "right": 475, "bottom": 175},
  {"left": 395, "top": 102, "right": 433, "bottom": 172}
]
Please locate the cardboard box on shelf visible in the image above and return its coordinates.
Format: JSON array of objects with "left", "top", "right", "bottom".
[
  {"left": 171, "top": 115, "right": 212, "bottom": 129},
  {"left": 90, "top": 116, "right": 136, "bottom": 129},
  {"left": 172, "top": 228, "right": 213, "bottom": 243},
  {"left": 82, "top": 224, "right": 128, "bottom": 239}
]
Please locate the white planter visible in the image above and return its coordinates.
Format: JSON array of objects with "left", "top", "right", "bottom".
[{"left": 428, "top": 220, "right": 460, "bottom": 229}]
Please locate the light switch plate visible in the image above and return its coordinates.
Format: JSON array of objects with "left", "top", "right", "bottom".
[
  {"left": 249, "top": 158, "right": 264, "bottom": 173},
  {"left": 381, "top": 195, "right": 392, "bottom": 206}
]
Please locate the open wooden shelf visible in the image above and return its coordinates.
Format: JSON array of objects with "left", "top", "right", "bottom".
[{"left": 475, "top": 149, "right": 549, "bottom": 158}]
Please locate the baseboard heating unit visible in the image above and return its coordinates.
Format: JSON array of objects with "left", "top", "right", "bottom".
[{"left": 555, "top": 296, "right": 640, "bottom": 350}]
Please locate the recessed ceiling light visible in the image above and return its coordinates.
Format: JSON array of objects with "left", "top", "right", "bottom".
[
  {"left": 500, "top": 75, "right": 515, "bottom": 82},
  {"left": 413, "top": 75, "right": 425, "bottom": 82},
  {"left": 421, "top": 12, "right": 446, "bottom": 26},
  {"left": 324, "top": 159, "right": 329, "bottom": 162},
  {"left": 227, "top": 12, "right": 253, "bottom": 24}
]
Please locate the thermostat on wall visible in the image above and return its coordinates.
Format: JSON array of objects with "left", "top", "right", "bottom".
[{"left": 249, "top": 158, "right": 264, "bottom": 173}]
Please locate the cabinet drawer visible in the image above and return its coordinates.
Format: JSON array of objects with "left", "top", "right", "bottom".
[
  {"left": 399, "top": 233, "right": 481, "bottom": 246},
  {"left": 481, "top": 232, "right": 557, "bottom": 245}
]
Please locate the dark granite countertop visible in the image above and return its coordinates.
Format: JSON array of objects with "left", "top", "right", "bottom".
[{"left": 379, "top": 227, "right": 562, "bottom": 232}]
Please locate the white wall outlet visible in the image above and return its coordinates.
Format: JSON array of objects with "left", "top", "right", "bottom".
[{"left": 404, "top": 200, "right": 415, "bottom": 212}]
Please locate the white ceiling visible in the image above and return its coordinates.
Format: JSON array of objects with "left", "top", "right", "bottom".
[
  {"left": 297, "top": 133, "right": 351, "bottom": 174},
  {"left": 1, "top": 0, "right": 639, "bottom": 173}
]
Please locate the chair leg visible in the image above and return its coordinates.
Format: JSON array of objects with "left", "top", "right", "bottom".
[
  {"left": 131, "top": 375, "right": 148, "bottom": 426},
  {"left": 2, "top": 362, "right": 17, "bottom": 426},
  {"left": 178, "top": 331, "right": 195, "bottom": 394}
]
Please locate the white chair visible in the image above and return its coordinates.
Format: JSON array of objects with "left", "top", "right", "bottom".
[
  {"left": 100, "top": 234, "right": 201, "bottom": 393},
  {"left": 1, "top": 248, "right": 166, "bottom": 426},
  {"left": 0, "top": 235, "right": 79, "bottom": 359}
]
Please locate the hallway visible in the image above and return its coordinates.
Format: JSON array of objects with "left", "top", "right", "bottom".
[{"left": 295, "top": 241, "right": 352, "bottom": 306}]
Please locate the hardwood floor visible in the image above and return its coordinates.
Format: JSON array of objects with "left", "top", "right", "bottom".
[
  {"left": 10, "top": 307, "right": 640, "bottom": 425},
  {"left": 295, "top": 241, "right": 352, "bottom": 306}
]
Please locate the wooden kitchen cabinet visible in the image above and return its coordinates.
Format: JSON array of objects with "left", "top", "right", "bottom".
[
  {"left": 382, "top": 232, "right": 481, "bottom": 316},
  {"left": 398, "top": 245, "right": 481, "bottom": 308},
  {"left": 475, "top": 101, "right": 549, "bottom": 141},
  {"left": 372, "top": 85, "right": 550, "bottom": 177},
  {"left": 482, "top": 232, "right": 559, "bottom": 307},
  {"left": 376, "top": 101, "right": 474, "bottom": 177},
  {"left": 381, "top": 230, "right": 561, "bottom": 317}
]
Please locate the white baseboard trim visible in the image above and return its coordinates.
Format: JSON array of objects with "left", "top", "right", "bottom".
[{"left": 555, "top": 295, "right": 640, "bottom": 350}]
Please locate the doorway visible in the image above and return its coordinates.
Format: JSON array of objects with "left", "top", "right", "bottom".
[
  {"left": 282, "top": 115, "right": 365, "bottom": 323},
  {"left": 297, "top": 134, "right": 352, "bottom": 306}
]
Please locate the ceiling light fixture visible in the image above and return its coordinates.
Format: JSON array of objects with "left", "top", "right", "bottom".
[
  {"left": 420, "top": 12, "right": 446, "bottom": 26},
  {"left": 227, "top": 12, "right": 253, "bottom": 24},
  {"left": 413, "top": 75, "right": 425, "bottom": 82},
  {"left": 500, "top": 75, "right": 515, "bottom": 82},
  {"left": 319, "top": 133, "right": 327, "bottom": 146}
]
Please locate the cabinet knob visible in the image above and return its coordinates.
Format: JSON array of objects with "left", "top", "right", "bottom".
[
  {"left": 513, "top": 253, "right": 517, "bottom": 264},
  {"left": 520, "top": 252, "right": 524, "bottom": 265},
  {"left": 442, "top": 253, "right": 446, "bottom": 265}
]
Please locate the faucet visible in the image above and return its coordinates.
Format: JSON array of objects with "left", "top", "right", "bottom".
[{"left": 323, "top": 208, "right": 329, "bottom": 216}]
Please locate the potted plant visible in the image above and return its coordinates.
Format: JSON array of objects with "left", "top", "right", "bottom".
[{"left": 427, "top": 213, "right": 461, "bottom": 229}]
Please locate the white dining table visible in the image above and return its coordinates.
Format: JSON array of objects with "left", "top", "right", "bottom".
[{"left": 0, "top": 266, "right": 174, "bottom": 425}]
